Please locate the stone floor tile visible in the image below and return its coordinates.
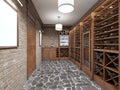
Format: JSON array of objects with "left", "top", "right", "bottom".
[
  {"left": 29, "top": 87, "right": 35, "bottom": 90},
  {"left": 82, "top": 86, "right": 98, "bottom": 90},
  {"left": 22, "top": 60, "right": 102, "bottom": 90}
]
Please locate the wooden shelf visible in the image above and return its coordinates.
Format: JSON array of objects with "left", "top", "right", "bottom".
[
  {"left": 94, "top": 44, "right": 118, "bottom": 46},
  {"left": 95, "top": 14, "right": 118, "bottom": 26},
  {"left": 97, "top": 0, "right": 118, "bottom": 15},
  {"left": 94, "top": 49, "right": 119, "bottom": 53},
  {"left": 95, "top": 36, "right": 118, "bottom": 40},
  {"left": 95, "top": 21, "right": 118, "bottom": 31},
  {"left": 95, "top": 29, "right": 118, "bottom": 35}
]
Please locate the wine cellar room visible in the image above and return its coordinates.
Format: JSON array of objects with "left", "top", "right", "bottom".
[
  {"left": 0, "top": 0, "right": 120, "bottom": 90},
  {"left": 42, "top": 0, "right": 120, "bottom": 89}
]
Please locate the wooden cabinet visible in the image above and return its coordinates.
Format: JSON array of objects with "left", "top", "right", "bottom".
[
  {"left": 42, "top": 30, "right": 69, "bottom": 61},
  {"left": 42, "top": 47, "right": 58, "bottom": 60}
]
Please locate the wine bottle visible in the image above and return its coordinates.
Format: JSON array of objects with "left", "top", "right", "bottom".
[
  {"left": 109, "top": 72, "right": 117, "bottom": 77},
  {"left": 113, "top": 63, "right": 119, "bottom": 69}
]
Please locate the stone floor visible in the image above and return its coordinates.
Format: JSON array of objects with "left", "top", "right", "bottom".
[{"left": 23, "top": 60, "right": 102, "bottom": 90}]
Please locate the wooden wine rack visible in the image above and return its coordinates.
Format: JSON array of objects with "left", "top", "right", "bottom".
[
  {"left": 60, "top": 48, "right": 69, "bottom": 57},
  {"left": 58, "top": 30, "right": 69, "bottom": 59},
  {"left": 69, "top": 25, "right": 82, "bottom": 67},
  {"left": 81, "top": 16, "right": 92, "bottom": 77},
  {"left": 83, "top": 18, "right": 91, "bottom": 67},
  {"left": 69, "top": 30, "right": 75, "bottom": 59},
  {"left": 69, "top": 0, "right": 119, "bottom": 90},
  {"left": 93, "top": 0, "right": 120, "bottom": 89},
  {"left": 75, "top": 25, "right": 81, "bottom": 62},
  {"left": 94, "top": 0, "right": 118, "bottom": 51}
]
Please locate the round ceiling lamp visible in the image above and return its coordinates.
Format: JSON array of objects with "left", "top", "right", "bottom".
[
  {"left": 55, "top": 16, "right": 63, "bottom": 31},
  {"left": 55, "top": 23, "right": 62, "bottom": 31},
  {"left": 58, "top": 0, "right": 74, "bottom": 13}
]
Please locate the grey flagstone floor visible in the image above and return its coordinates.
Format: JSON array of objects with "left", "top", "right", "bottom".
[{"left": 23, "top": 60, "right": 103, "bottom": 90}]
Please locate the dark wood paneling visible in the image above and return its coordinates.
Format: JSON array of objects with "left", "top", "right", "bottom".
[
  {"left": 27, "top": 18, "right": 36, "bottom": 78},
  {"left": 42, "top": 47, "right": 58, "bottom": 60}
]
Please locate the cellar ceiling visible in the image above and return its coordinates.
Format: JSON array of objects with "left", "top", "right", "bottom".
[{"left": 32, "top": 0, "right": 102, "bottom": 26}]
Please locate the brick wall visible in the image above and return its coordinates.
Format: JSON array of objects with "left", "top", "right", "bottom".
[
  {"left": 0, "top": 0, "right": 42, "bottom": 90},
  {"left": 42, "top": 26, "right": 70, "bottom": 47},
  {"left": 0, "top": 1, "right": 27, "bottom": 90},
  {"left": 42, "top": 27, "right": 58, "bottom": 47}
]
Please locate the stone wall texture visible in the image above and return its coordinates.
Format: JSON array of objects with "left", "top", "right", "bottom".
[{"left": 42, "top": 27, "right": 58, "bottom": 47}]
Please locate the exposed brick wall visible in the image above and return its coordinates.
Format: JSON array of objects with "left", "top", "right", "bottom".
[
  {"left": 0, "top": 1, "right": 42, "bottom": 90},
  {"left": 0, "top": 1, "right": 27, "bottom": 90},
  {"left": 42, "top": 27, "right": 58, "bottom": 47}
]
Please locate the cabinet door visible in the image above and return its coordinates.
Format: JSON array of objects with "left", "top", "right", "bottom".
[
  {"left": 42, "top": 47, "right": 57, "bottom": 60},
  {"left": 49, "top": 48, "right": 57, "bottom": 60},
  {"left": 42, "top": 48, "right": 49, "bottom": 60},
  {"left": 83, "top": 32, "right": 90, "bottom": 68}
]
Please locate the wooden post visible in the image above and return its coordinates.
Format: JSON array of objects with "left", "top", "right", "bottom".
[
  {"left": 91, "top": 12, "right": 96, "bottom": 80},
  {"left": 80, "top": 22, "right": 83, "bottom": 69},
  {"left": 118, "top": 0, "right": 120, "bottom": 89}
]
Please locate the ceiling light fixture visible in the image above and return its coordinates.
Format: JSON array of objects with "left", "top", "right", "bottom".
[
  {"left": 58, "top": 0, "right": 74, "bottom": 13},
  {"left": 55, "top": 16, "right": 63, "bottom": 31}
]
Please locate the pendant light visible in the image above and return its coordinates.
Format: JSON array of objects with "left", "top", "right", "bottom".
[
  {"left": 58, "top": 0, "right": 74, "bottom": 13},
  {"left": 55, "top": 16, "right": 63, "bottom": 31}
]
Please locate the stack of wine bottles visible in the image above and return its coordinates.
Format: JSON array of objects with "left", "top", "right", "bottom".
[
  {"left": 94, "top": 0, "right": 119, "bottom": 51},
  {"left": 94, "top": 0, "right": 119, "bottom": 88}
]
